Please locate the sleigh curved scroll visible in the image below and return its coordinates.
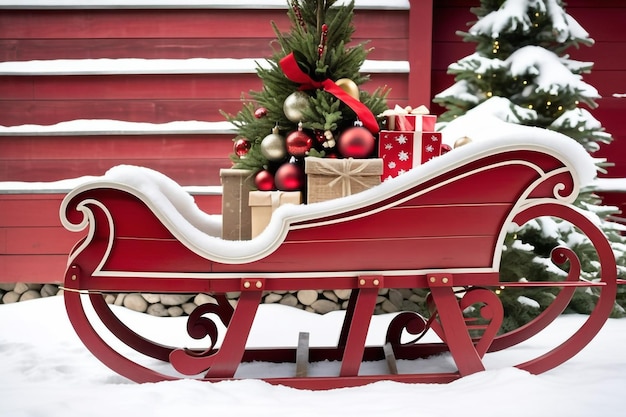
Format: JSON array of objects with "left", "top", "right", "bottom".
[{"left": 60, "top": 131, "right": 617, "bottom": 389}]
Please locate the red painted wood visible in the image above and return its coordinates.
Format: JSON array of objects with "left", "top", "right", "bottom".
[
  {"left": 55, "top": 142, "right": 619, "bottom": 386},
  {"left": 0, "top": 38, "right": 408, "bottom": 62},
  {"left": 0, "top": 194, "right": 67, "bottom": 227},
  {"left": 0, "top": 73, "right": 407, "bottom": 126},
  {"left": 0, "top": 192, "right": 221, "bottom": 283},
  {"left": 0, "top": 134, "right": 236, "bottom": 184},
  {"left": 0, "top": 134, "right": 234, "bottom": 160},
  {"left": 0, "top": 254, "right": 68, "bottom": 284},
  {"left": 339, "top": 286, "right": 378, "bottom": 376},
  {"left": 0, "top": 9, "right": 407, "bottom": 41},
  {"left": 1, "top": 226, "right": 78, "bottom": 254},
  {"left": 0, "top": 73, "right": 407, "bottom": 102},
  {"left": 407, "top": 0, "right": 434, "bottom": 107}
]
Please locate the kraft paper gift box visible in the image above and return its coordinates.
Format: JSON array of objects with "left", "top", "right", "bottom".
[
  {"left": 305, "top": 157, "right": 383, "bottom": 204},
  {"left": 220, "top": 168, "right": 254, "bottom": 240},
  {"left": 378, "top": 131, "right": 443, "bottom": 181},
  {"left": 249, "top": 190, "right": 302, "bottom": 238},
  {"left": 381, "top": 105, "right": 437, "bottom": 132}
]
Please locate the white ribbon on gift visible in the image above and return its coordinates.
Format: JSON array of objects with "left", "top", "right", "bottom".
[
  {"left": 380, "top": 104, "right": 430, "bottom": 131},
  {"left": 270, "top": 191, "right": 282, "bottom": 211}
]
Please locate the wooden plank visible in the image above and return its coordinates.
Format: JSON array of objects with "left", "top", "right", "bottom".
[
  {"left": 0, "top": 74, "right": 264, "bottom": 100},
  {"left": 0, "top": 158, "right": 232, "bottom": 185},
  {"left": 0, "top": 254, "right": 68, "bottom": 283},
  {"left": 383, "top": 342, "right": 398, "bottom": 375},
  {"left": 295, "top": 332, "right": 310, "bottom": 378},
  {"left": 0, "top": 9, "right": 407, "bottom": 40},
  {"left": 407, "top": 0, "right": 433, "bottom": 106},
  {"left": 568, "top": 43, "right": 626, "bottom": 71},
  {"left": 0, "top": 38, "right": 408, "bottom": 62},
  {"left": 0, "top": 79, "right": 409, "bottom": 126},
  {"left": 0, "top": 73, "right": 408, "bottom": 100},
  {"left": 0, "top": 135, "right": 234, "bottom": 159},
  {"left": 0, "top": 226, "right": 78, "bottom": 254},
  {"left": 0, "top": 195, "right": 66, "bottom": 227},
  {"left": 567, "top": 7, "right": 626, "bottom": 42}
]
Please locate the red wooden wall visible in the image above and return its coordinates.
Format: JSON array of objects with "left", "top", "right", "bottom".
[
  {"left": 0, "top": 5, "right": 420, "bottom": 126},
  {"left": 1, "top": 0, "right": 624, "bottom": 284}
]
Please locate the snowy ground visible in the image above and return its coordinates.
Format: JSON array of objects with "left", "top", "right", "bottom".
[{"left": 1, "top": 296, "right": 625, "bottom": 417}]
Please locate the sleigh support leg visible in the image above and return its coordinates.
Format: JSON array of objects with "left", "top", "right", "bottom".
[
  {"left": 339, "top": 276, "right": 383, "bottom": 377},
  {"left": 428, "top": 274, "right": 485, "bottom": 376}
]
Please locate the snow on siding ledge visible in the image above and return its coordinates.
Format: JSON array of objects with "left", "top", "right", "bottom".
[
  {"left": 0, "top": 58, "right": 409, "bottom": 76},
  {"left": 0, "top": 1, "right": 410, "bottom": 10},
  {"left": 0, "top": 120, "right": 237, "bottom": 136}
]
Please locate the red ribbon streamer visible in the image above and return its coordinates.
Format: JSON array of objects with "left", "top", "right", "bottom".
[{"left": 279, "top": 53, "right": 380, "bottom": 134}]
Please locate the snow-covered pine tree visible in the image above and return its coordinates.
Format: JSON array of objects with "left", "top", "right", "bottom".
[
  {"left": 223, "top": 0, "right": 388, "bottom": 192},
  {"left": 434, "top": 0, "right": 626, "bottom": 331}
]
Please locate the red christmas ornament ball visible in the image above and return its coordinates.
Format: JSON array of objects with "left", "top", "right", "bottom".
[
  {"left": 286, "top": 129, "right": 313, "bottom": 157},
  {"left": 337, "top": 126, "right": 375, "bottom": 158},
  {"left": 254, "top": 107, "right": 268, "bottom": 119},
  {"left": 254, "top": 169, "right": 275, "bottom": 191},
  {"left": 233, "top": 138, "right": 251, "bottom": 157},
  {"left": 274, "top": 162, "right": 305, "bottom": 191},
  {"left": 440, "top": 143, "right": 452, "bottom": 155}
]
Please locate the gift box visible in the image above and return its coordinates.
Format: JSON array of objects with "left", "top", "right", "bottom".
[
  {"left": 220, "top": 168, "right": 254, "bottom": 240},
  {"left": 249, "top": 191, "right": 302, "bottom": 238},
  {"left": 305, "top": 157, "right": 383, "bottom": 204},
  {"left": 381, "top": 105, "right": 436, "bottom": 132},
  {"left": 378, "top": 131, "right": 443, "bottom": 180}
]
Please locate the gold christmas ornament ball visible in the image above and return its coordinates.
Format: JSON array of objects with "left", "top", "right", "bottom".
[
  {"left": 283, "top": 91, "right": 310, "bottom": 122},
  {"left": 335, "top": 78, "right": 360, "bottom": 101},
  {"left": 454, "top": 136, "right": 473, "bottom": 148}
]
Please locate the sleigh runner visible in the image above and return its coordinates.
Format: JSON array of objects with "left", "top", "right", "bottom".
[{"left": 60, "top": 132, "right": 618, "bottom": 389}]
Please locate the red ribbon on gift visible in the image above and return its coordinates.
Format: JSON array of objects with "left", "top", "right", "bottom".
[{"left": 279, "top": 52, "right": 380, "bottom": 135}]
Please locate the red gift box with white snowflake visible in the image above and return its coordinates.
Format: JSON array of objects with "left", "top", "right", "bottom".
[{"left": 378, "top": 130, "right": 443, "bottom": 181}]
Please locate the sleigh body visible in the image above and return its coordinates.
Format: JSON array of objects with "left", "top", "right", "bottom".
[{"left": 60, "top": 132, "right": 618, "bottom": 389}]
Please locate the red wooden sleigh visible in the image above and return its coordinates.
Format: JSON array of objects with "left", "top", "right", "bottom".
[{"left": 60, "top": 132, "right": 618, "bottom": 389}]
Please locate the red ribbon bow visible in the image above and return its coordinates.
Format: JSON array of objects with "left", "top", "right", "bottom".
[{"left": 279, "top": 53, "right": 380, "bottom": 135}]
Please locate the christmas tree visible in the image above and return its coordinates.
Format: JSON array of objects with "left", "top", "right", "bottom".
[
  {"left": 223, "top": 0, "right": 388, "bottom": 193},
  {"left": 434, "top": 0, "right": 626, "bottom": 331}
]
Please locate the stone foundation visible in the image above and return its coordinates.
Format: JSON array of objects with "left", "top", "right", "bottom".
[{"left": 0, "top": 283, "right": 429, "bottom": 316}]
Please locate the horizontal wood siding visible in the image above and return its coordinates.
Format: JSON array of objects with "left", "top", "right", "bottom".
[
  {"left": 0, "top": 192, "right": 221, "bottom": 283},
  {"left": 0, "top": 134, "right": 235, "bottom": 185},
  {"left": 0, "top": 72, "right": 408, "bottom": 126},
  {"left": 0, "top": 9, "right": 408, "bottom": 61}
]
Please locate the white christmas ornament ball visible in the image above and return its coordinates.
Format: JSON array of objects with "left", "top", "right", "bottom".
[
  {"left": 283, "top": 91, "right": 310, "bottom": 122},
  {"left": 260, "top": 129, "right": 287, "bottom": 161}
]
